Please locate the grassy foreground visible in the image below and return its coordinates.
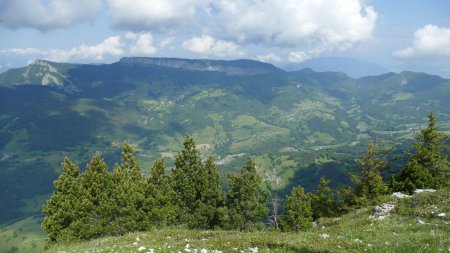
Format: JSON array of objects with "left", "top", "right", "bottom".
[{"left": 46, "top": 189, "right": 449, "bottom": 253}]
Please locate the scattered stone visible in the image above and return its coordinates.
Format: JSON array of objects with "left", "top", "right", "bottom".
[
  {"left": 437, "top": 213, "right": 446, "bottom": 217},
  {"left": 370, "top": 202, "right": 395, "bottom": 220},
  {"left": 417, "top": 219, "right": 426, "bottom": 225},
  {"left": 391, "top": 192, "right": 410, "bottom": 199},
  {"left": 138, "top": 246, "right": 146, "bottom": 251},
  {"left": 354, "top": 239, "right": 363, "bottom": 243},
  {"left": 320, "top": 233, "right": 330, "bottom": 239},
  {"left": 413, "top": 189, "right": 436, "bottom": 194},
  {"left": 201, "top": 249, "right": 208, "bottom": 253},
  {"left": 249, "top": 246, "right": 259, "bottom": 253}
]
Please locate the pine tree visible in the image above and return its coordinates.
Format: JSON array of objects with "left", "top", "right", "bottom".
[
  {"left": 310, "top": 177, "right": 337, "bottom": 219},
  {"left": 145, "top": 159, "right": 179, "bottom": 226},
  {"left": 350, "top": 141, "right": 389, "bottom": 206},
  {"left": 393, "top": 113, "right": 450, "bottom": 193},
  {"left": 171, "top": 135, "right": 203, "bottom": 226},
  {"left": 42, "top": 157, "right": 81, "bottom": 246},
  {"left": 282, "top": 186, "right": 313, "bottom": 231},
  {"left": 111, "top": 142, "right": 147, "bottom": 233},
  {"left": 69, "top": 153, "right": 116, "bottom": 240},
  {"left": 227, "top": 157, "right": 269, "bottom": 231},
  {"left": 191, "top": 156, "right": 225, "bottom": 229}
]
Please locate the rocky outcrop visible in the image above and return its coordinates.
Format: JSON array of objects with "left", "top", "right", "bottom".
[{"left": 119, "top": 57, "right": 279, "bottom": 76}]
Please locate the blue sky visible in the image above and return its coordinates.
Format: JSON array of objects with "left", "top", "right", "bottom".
[{"left": 0, "top": 0, "right": 449, "bottom": 77}]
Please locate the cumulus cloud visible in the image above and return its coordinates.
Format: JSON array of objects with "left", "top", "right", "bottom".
[
  {"left": 47, "top": 36, "right": 124, "bottom": 61},
  {"left": 254, "top": 53, "right": 282, "bottom": 63},
  {"left": 107, "top": 0, "right": 207, "bottom": 32},
  {"left": 127, "top": 32, "right": 157, "bottom": 55},
  {"left": 1, "top": 36, "right": 124, "bottom": 62},
  {"left": 393, "top": 25, "right": 450, "bottom": 59},
  {"left": 182, "top": 35, "right": 244, "bottom": 57},
  {"left": 159, "top": 37, "right": 174, "bottom": 48},
  {"left": 210, "top": 0, "right": 376, "bottom": 49},
  {"left": 105, "top": 0, "right": 376, "bottom": 59},
  {"left": 0, "top": 0, "right": 101, "bottom": 30}
]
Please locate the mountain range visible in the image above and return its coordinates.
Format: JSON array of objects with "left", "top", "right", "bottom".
[{"left": 1, "top": 57, "right": 450, "bottom": 227}]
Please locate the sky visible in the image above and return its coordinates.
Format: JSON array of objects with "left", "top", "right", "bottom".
[{"left": 0, "top": 0, "right": 450, "bottom": 77}]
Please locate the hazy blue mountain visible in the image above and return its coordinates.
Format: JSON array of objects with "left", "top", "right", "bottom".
[
  {"left": 283, "top": 57, "right": 389, "bottom": 78},
  {"left": 1, "top": 57, "right": 449, "bottom": 225}
]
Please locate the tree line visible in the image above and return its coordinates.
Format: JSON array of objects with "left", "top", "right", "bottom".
[{"left": 42, "top": 113, "right": 450, "bottom": 247}]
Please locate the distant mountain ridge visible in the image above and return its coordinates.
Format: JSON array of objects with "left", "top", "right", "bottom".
[{"left": 283, "top": 57, "right": 389, "bottom": 78}]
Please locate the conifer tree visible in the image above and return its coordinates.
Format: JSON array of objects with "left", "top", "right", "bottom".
[
  {"left": 111, "top": 142, "right": 147, "bottom": 233},
  {"left": 171, "top": 135, "right": 225, "bottom": 228},
  {"left": 191, "top": 156, "right": 225, "bottom": 229},
  {"left": 70, "top": 153, "right": 116, "bottom": 240},
  {"left": 171, "top": 135, "right": 203, "bottom": 225},
  {"left": 227, "top": 157, "right": 269, "bottom": 231},
  {"left": 145, "top": 159, "right": 179, "bottom": 226},
  {"left": 42, "top": 157, "right": 81, "bottom": 246},
  {"left": 310, "top": 177, "right": 337, "bottom": 219},
  {"left": 282, "top": 186, "right": 313, "bottom": 231},
  {"left": 392, "top": 113, "right": 450, "bottom": 193},
  {"left": 350, "top": 141, "right": 389, "bottom": 205}
]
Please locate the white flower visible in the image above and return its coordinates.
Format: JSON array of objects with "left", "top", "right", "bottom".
[{"left": 320, "top": 233, "right": 330, "bottom": 239}]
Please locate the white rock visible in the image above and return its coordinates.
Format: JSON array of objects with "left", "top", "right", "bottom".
[
  {"left": 413, "top": 189, "right": 436, "bottom": 194},
  {"left": 320, "top": 233, "right": 330, "bottom": 239},
  {"left": 437, "top": 213, "right": 446, "bottom": 217},
  {"left": 201, "top": 249, "right": 208, "bottom": 253},
  {"left": 249, "top": 247, "right": 258, "bottom": 253},
  {"left": 417, "top": 219, "right": 426, "bottom": 225},
  {"left": 186, "top": 244, "right": 190, "bottom": 248},
  {"left": 370, "top": 202, "right": 395, "bottom": 220},
  {"left": 138, "top": 246, "right": 146, "bottom": 251},
  {"left": 354, "top": 239, "right": 363, "bottom": 243},
  {"left": 136, "top": 236, "right": 141, "bottom": 242},
  {"left": 391, "top": 192, "right": 410, "bottom": 199}
]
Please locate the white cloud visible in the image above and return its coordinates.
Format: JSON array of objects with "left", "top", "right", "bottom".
[
  {"left": 1, "top": 36, "right": 125, "bottom": 62},
  {"left": 159, "top": 37, "right": 174, "bottom": 48},
  {"left": 106, "top": 0, "right": 376, "bottom": 57},
  {"left": 254, "top": 53, "right": 282, "bottom": 63},
  {"left": 182, "top": 35, "right": 244, "bottom": 57},
  {"left": 127, "top": 32, "right": 157, "bottom": 55},
  {"left": 288, "top": 51, "right": 311, "bottom": 63},
  {"left": 393, "top": 25, "right": 450, "bottom": 59},
  {"left": 209, "top": 0, "right": 376, "bottom": 49},
  {"left": 0, "top": 0, "right": 102, "bottom": 30},
  {"left": 47, "top": 36, "right": 124, "bottom": 61},
  {"left": 107, "top": 0, "right": 207, "bottom": 32},
  {"left": 0, "top": 48, "right": 42, "bottom": 55}
]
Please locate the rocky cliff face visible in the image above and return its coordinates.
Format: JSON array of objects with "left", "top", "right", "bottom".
[{"left": 118, "top": 57, "right": 280, "bottom": 76}]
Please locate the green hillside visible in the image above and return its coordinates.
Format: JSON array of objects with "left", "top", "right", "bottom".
[
  {"left": 45, "top": 189, "right": 450, "bottom": 253},
  {"left": 1, "top": 57, "right": 450, "bottom": 251}
]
